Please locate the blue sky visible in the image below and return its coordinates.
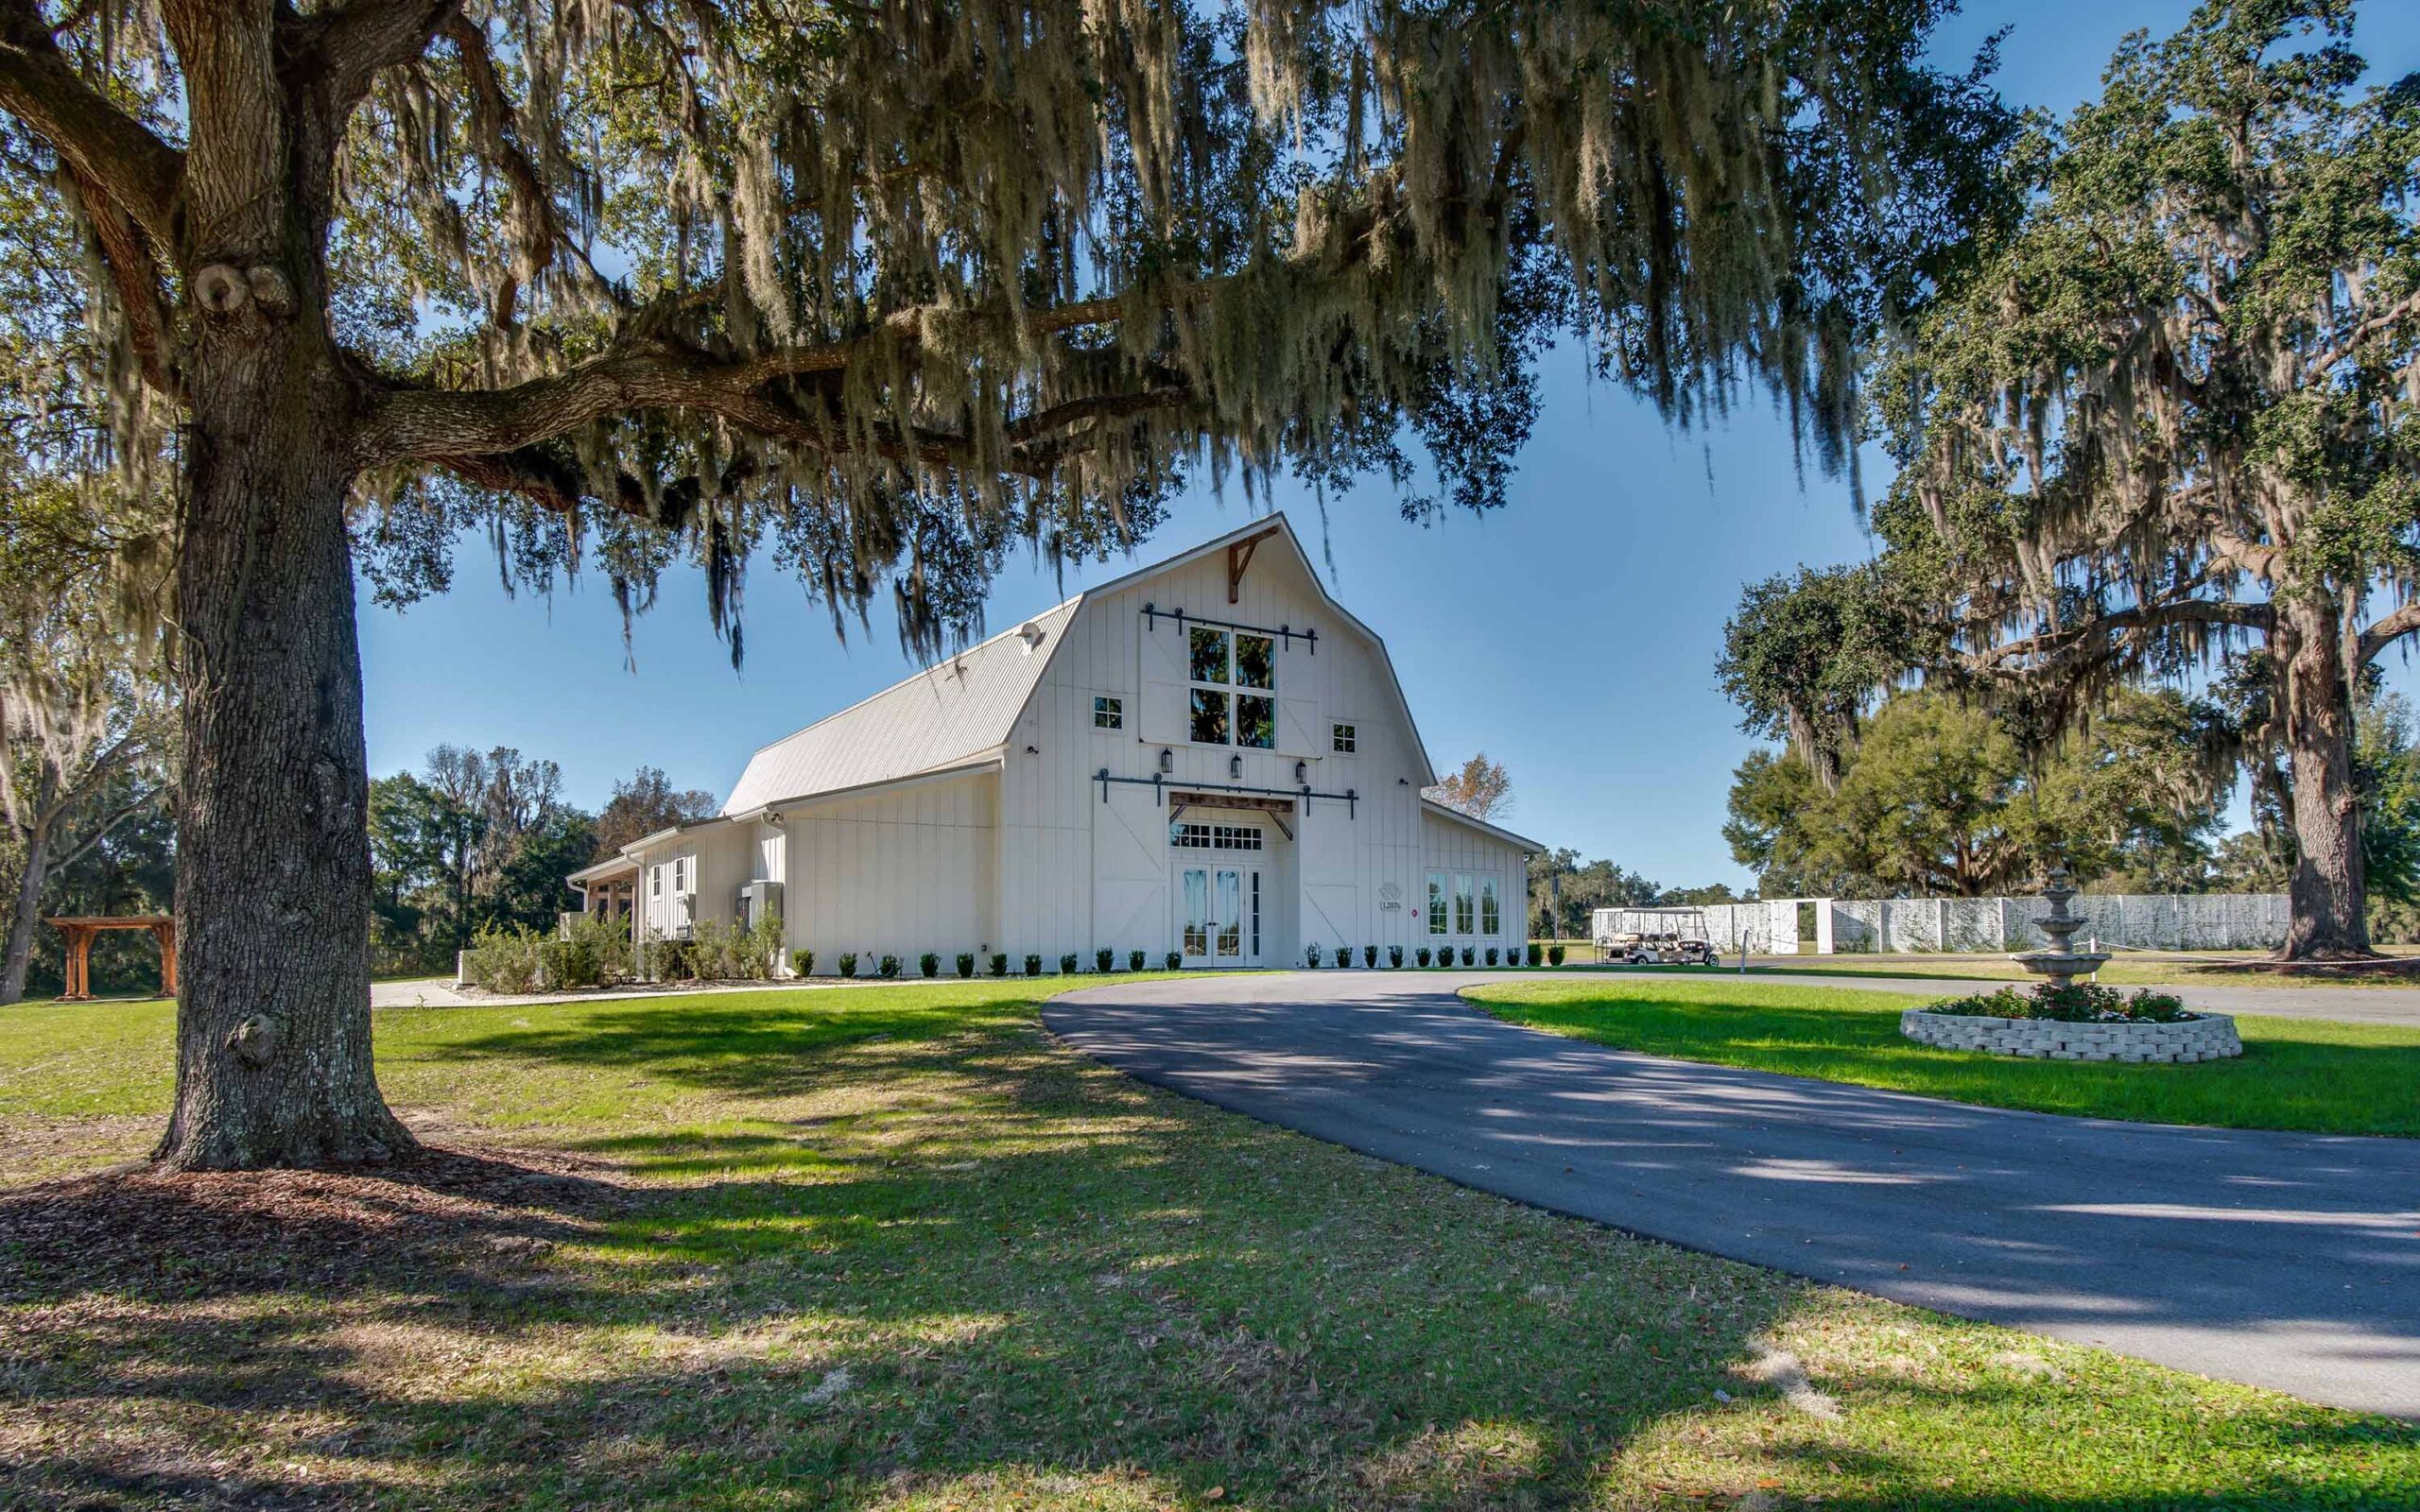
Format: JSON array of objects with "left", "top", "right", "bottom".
[{"left": 359, "top": 2, "right": 2420, "bottom": 891}]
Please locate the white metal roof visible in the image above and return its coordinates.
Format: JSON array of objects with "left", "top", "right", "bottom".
[
  {"left": 1420, "top": 798, "right": 1544, "bottom": 852},
  {"left": 719, "top": 598, "right": 1079, "bottom": 816}
]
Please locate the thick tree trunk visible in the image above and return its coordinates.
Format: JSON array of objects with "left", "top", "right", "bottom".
[
  {"left": 1, "top": 811, "right": 52, "bottom": 1005},
  {"left": 152, "top": 318, "right": 414, "bottom": 1168},
  {"left": 2275, "top": 599, "right": 2373, "bottom": 960}
]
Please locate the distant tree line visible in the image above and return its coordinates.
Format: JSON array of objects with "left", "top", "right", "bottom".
[
  {"left": 370, "top": 758, "right": 717, "bottom": 976},
  {"left": 1527, "top": 850, "right": 1739, "bottom": 941}
]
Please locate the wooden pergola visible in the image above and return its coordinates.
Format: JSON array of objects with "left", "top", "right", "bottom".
[{"left": 46, "top": 915, "right": 176, "bottom": 1002}]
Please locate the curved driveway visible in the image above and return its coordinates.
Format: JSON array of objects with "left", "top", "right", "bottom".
[{"left": 1046, "top": 971, "right": 2420, "bottom": 1416}]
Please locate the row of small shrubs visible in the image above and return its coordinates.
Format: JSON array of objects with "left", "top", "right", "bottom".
[
  {"left": 764, "top": 941, "right": 1575, "bottom": 981},
  {"left": 1308, "top": 942, "right": 1561, "bottom": 968},
  {"left": 1928, "top": 981, "right": 2192, "bottom": 1023},
  {"left": 788, "top": 948, "right": 1177, "bottom": 979}
]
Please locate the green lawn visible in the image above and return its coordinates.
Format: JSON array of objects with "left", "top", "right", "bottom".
[
  {"left": 4, "top": 982, "right": 2415, "bottom": 1508},
  {"left": 1467, "top": 976, "right": 2420, "bottom": 1137}
]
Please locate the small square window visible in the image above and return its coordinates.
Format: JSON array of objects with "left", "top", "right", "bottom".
[
  {"left": 1094, "top": 696, "right": 1123, "bottom": 730},
  {"left": 1332, "top": 722, "right": 1357, "bottom": 754}
]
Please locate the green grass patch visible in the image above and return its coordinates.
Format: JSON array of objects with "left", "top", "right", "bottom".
[
  {"left": 3, "top": 980, "right": 2414, "bottom": 1507},
  {"left": 1467, "top": 976, "right": 2420, "bottom": 1137}
]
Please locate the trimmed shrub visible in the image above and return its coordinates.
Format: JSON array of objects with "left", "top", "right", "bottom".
[
  {"left": 791, "top": 948, "right": 816, "bottom": 977},
  {"left": 1128, "top": 949, "right": 1147, "bottom": 971},
  {"left": 988, "top": 953, "right": 1009, "bottom": 977},
  {"left": 539, "top": 937, "right": 597, "bottom": 990},
  {"left": 1096, "top": 947, "right": 1115, "bottom": 973},
  {"left": 955, "top": 952, "right": 976, "bottom": 978},
  {"left": 838, "top": 952, "right": 858, "bottom": 978},
  {"left": 1527, "top": 942, "right": 1544, "bottom": 967},
  {"left": 1388, "top": 945, "right": 1403, "bottom": 968},
  {"left": 1054, "top": 952, "right": 1076, "bottom": 975},
  {"left": 465, "top": 924, "right": 546, "bottom": 993},
  {"left": 1335, "top": 946, "right": 1350, "bottom": 969},
  {"left": 1930, "top": 982, "right": 2191, "bottom": 1023},
  {"left": 1305, "top": 942, "right": 1323, "bottom": 968},
  {"left": 646, "top": 936, "right": 696, "bottom": 982},
  {"left": 1484, "top": 947, "right": 1499, "bottom": 967},
  {"left": 920, "top": 952, "right": 940, "bottom": 978},
  {"left": 1416, "top": 946, "right": 1432, "bottom": 967},
  {"left": 1165, "top": 951, "right": 1183, "bottom": 971},
  {"left": 1460, "top": 946, "right": 1476, "bottom": 967},
  {"left": 1363, "top": 946, "right": 1378, "bottom": 969},
  {"left": 1025, "top": 954, "right": 1044, "bottom": 977},
  {"left": 1548, "top": 944, "right": 1566, "bottom": 966},
  {"left": 878, "top": 954, "right": 902, "bottom": 979}
]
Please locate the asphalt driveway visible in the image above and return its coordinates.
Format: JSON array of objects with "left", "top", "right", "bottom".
[{"left": 1046, "top": 971, "right": 2420, "bottom": 1416}]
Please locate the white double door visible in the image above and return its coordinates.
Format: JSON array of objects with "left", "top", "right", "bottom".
[{"left": 1177, "top": 862, "right": 1266, "bottom": 966}]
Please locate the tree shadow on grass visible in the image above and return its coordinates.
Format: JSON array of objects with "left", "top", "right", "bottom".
[{"left": 9, "top": 1002, "right": 2417, "bottom": 1509}]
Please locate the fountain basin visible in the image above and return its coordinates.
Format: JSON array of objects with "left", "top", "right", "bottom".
[{"left": 1901, "top": 1006, "right": 2242, "bottom": 1062}]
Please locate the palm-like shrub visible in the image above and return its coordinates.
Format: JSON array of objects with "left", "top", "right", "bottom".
[
  {"left": 920, "top": 952, "right": 940, "bottom": 977},
  {"left": 956, "top": 953, "right": 976, "bottom": 978},
  {"left": 1128, "top": 949, "right": 1146, "bottom": 971}
]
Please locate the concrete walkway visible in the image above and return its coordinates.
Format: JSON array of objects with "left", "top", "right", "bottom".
[{"left": 1046, "top": 971, "right": 2420, "bottom": 1416}]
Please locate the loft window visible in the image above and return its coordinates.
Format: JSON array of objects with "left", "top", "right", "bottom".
[
  {"left": 1332, "top": 723, "right": 1357, "bottom": 754},
  {"left": 1184, "top": 626, "right": 1276, "bottom": 748},
  {"left": 1094, "top": 696, "right": 1123, "bottom": 730},
  {"left": 1188, "top": 688, "right": 1229, "bottom": 744}
]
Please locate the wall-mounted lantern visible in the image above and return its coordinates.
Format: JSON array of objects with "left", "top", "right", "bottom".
[
  {"left": 1293, "top": 760, "right": 1307, "bottom": 784},
  {"left": 1229, "top": 752, "right": 1243, "bottom": 780},
  {"left": 1158, "top": 747, "right": 1174, "bottom": 774}
]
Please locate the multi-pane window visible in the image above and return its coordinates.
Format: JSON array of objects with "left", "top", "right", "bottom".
[
  {"left": 649, "top": 866, "right": 662, "bottom": 898},
  {"left": 1186, "top": 625, "right": 1276, "bottom": 748},
  {"left": 1453, "top": 873, "right": 1476, "bottom": 935},
  {"left": 1427, "top": 871, "right": 1448, "bottom": 935},
  {"left": 1094, "top": 696, "right": 1123, "bottom": 730},
  {"left": 1171, "top": 821, "right": 1264, "bottom": 850},
  {"left": 1480, "top": 876, "right": 1501, "bottom": 936},
  {"left": 1332, "top": 722, "right": 1357, "bottom": 753}
]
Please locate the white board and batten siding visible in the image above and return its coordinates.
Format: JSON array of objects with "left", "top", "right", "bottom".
[{"left": 620, "top": 512, "right": 1540, "bottom": 974}]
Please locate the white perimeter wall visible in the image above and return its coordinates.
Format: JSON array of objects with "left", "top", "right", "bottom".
[{"left": 1693, "top": 893, "right": 2291, "bottom": 954}]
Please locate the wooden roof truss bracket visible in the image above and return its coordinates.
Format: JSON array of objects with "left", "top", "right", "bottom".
[{"left": 1227, "top": 525, "right": 1281, "bottom": 604}]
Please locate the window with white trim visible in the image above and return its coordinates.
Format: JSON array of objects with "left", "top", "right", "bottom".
[
  {"left": 1171, "top": 820, "right": 1263, "bottom": 850},
  {"left": 1332, "top": 722, "right": 1357, "bottom": 753},
  {"left": 1480, "top": 876, "right": 1501, "bottom": 936},
  {"left": 1186, "top": 625, "right": 1276, "bottom": 748},
  {"left": 649, "top": 865, "right": 662, "bottom": 899},
  {"left": 1094, "top": 696, "right": 1123, "bottom": 730},
  {"left": 1453, "top": 873, "right": 1476, "bottom": 935},
  {"left": 1427, "top": 871, "right": 1448, "bottom": 935}
]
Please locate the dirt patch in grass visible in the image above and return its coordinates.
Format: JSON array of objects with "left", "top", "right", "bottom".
[{"left": 0, "top": 1145, "right": 633, "bottom": 1306}]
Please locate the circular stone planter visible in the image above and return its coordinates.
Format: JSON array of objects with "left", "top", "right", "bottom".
[{"left": 1899, "top": 1007, "right": 2242, "bottom": 1063}]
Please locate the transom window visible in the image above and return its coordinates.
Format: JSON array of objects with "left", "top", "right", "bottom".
[
  {"left": 1187, "top": 626, "right": 1276, "bottom": 748},
  {"left": 1171, "top": 821, "right": 1264, "bottom": 850},
  {"left": 1094, "top": 696, "right": 1123, "bottom": 730},
  {"left": 1332, "top": 722, "right": 1357, "bottom": 754}
]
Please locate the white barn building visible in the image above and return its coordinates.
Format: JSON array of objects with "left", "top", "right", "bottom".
[{"left": 569, "top": 514, "right": 1539, "bottom": 972}]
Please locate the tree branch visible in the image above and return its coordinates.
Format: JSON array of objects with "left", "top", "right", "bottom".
[
  {"left": 2359, "top": 600, "right": 2420, "bottom": 665},
  {"left": 0, "top": 0, "right": 183, "bottom": 246},
  {"left": 1965, "top": 594, "right": 2273, "bottom": 679},
  {"left": 45, "top": 782, "right": 164, "bottom": 876},
  {"left": 62, "top": 162, "right": 179, "bottom": 399},
  {"left": 299, "top": 0, "right": 462, "bottom": 112},
  {"left": 2304, "top": 286, "right": 2420, "bottom": 386}
]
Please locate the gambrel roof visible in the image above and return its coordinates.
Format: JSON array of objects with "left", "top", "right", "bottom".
[{"left": 718, "top": 512, "right": 1440, "bottom": 817}]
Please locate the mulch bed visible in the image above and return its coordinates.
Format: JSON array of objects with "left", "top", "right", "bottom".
[{"left": 0, "top": 1146, "right": 636, "bottom": 1304}]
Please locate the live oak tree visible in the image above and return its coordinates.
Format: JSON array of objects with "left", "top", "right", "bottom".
[
  {"left": 0, "top": 0, "right": 2000, "bottom": 1167},
  {"left": 1722, "top": 688, "right": 2233, "bottom": 899},
  {"left": 1873, "top": 0, "right": 2420, "bottom": 956},
  {"left": 1718, "top": 562, "right": 1920, "bottom": 789}
]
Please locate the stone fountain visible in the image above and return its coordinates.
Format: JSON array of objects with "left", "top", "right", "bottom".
[{"left": 2011, "top": 865, "right": 2108, "bottom": 988}]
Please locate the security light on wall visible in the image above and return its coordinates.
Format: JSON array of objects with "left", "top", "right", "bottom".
[{"left": 764, "top": 811, "right": 785, "bottom": 828}]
